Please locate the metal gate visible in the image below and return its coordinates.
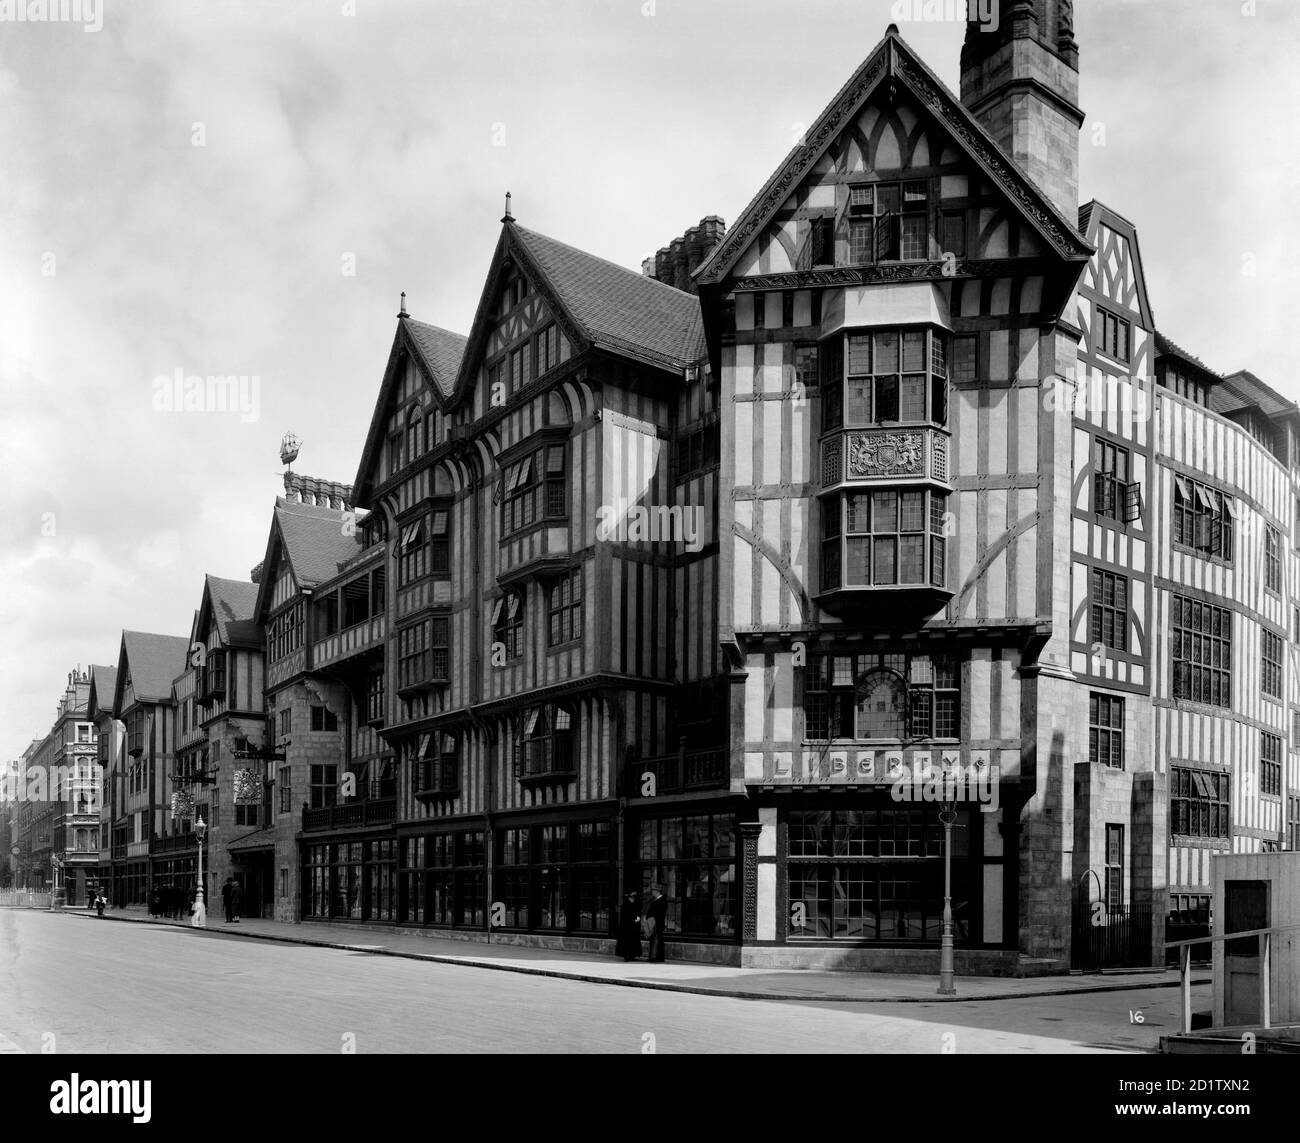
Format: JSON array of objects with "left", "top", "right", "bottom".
[{"left": 1071, "top": 899, "right": 1155, "bottom": 971}]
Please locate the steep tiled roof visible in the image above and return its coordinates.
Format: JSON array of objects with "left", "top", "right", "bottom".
[
  {"left": 1214, "top": 370, "right": 1299, "bottom": 421},
  {"left": 87, "top": 665, "right": 117, "bottom": 718},
  {"left": 274, "top": 498, "right": 361, "bottom": 587},
  {"left": 405, "top": 319, "right": 467, "bottom": 397},
  {"left": 206, "top": 575, "right": 261, "bottom": 646},
  {"left": 513, "top": 226, "right": 706, "bottom": 367},
  {"left": 121, "top": 632, "right": 191, "bottom": 703},
  {"left": 1077, "top": 201, "right": 1094, "bottom": 236},
  {"left": 1155, "top": 332, "right": 1223, "bottom": 380}
]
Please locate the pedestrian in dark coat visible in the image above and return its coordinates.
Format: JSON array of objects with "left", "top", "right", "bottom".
[
  {"left": 230, "top": 879, "right": 243, "bottom": 922},
  {"left": 645, "top": 884, "right": 668, "bottom": 963},
  {"left": 221, "top": 877, "right": 235, "bottom": 923},
  {"left": 615, "top": 890, "right": 642, "bottom": 961}
]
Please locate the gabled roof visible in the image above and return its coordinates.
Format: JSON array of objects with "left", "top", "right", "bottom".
[
  {"left": 693, "top": 25, "right": 1093, "bottom": 287},
  {"left": 253, "top": 497, "right": 361, "bottom": 620},
  {"left": 1215, "top": 370, "right": 1300, "bottom": 423},
  {"left": 86, "top": 665, "right": 117, "bottom": 721},
  {"left": 511, "top": 225, "right": 706, "bottom": 367},
  {"left": 352, "top": 317, "right": 467, "bottom": 506},
  {"left": 406, "top": 319, "right": 468, "bottom": 394},
  {"left": 198, "top": 575, "right": 262, "bottom": 648},
  {"left": 112, "top": 631, "right": 191, "bottom": 716},
  {"left": 446, "top": 221, "right": 705, "bottom": 409},
  {"left": 1078, "top": 199, "right": 1155, "bottom": 331}
]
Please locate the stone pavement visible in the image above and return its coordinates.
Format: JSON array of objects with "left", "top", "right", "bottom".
[{"left": 64, "top": 905, "right": 1209, "bottom": 1003}]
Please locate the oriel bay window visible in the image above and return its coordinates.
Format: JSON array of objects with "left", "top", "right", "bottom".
[
  {"left": 822, "top": 489, "right": 948, "bottom": 588},
  {"left": 835, "top": 328, "right": 949, "bottom": 428},
  {"left": 501, "top": 443, "right": 568, "bottom": 538},
  {"left": 516, "top": 705, "right": 576, "bottom": 778},
  {"left": 787, "top": 807, "right": 972, "bottom": 942},
  {"left": 547, "top": 567, "right": 583, "bottom": 646},
  {"left": 802, "top": 652, "right": 961, "bottom": 742},
  {"left": 397, "top": 617, "right": 449, "bottom": 691},
  {"left": 413, "top": 732, "right": 458, "bottom": 795}
]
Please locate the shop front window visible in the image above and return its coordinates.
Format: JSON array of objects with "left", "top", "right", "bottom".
[{"left": 637, "top": 813, "right": 737, "bottom": 938}]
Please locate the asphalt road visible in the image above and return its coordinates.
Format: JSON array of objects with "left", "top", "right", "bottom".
[{"left": 0, "top": 910, "right": 1200, "bottom": 1054}]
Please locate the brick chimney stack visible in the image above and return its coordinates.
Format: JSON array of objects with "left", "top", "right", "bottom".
[{"left": 642, "top": 216, "right": 727, "bottom": 296}]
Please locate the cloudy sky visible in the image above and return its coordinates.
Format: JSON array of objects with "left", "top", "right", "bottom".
[{"left": 1, "top": 0, "right": 1297, "bottom": 760}]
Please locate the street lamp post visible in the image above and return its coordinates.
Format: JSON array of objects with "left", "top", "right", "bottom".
[
  {"left": 937, "top": 803, "right": 957, "bottom": 996},
  {"left": 51, "top": 853, "right": 65, "bottom": 912},
  {"left": 192, "top": 816, "right": 207, "bottom": 928}
]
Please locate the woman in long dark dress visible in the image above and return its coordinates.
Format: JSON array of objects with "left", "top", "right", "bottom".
[{"left": 615, "top": 890, "right": 642, "bottom": 961}]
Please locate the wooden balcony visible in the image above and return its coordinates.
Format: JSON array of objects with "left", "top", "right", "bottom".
[
  {"left": 627, "top": 745, "right": 729, "bottom": 797},
  {"left": 301, "top": 795, "right": 396, "bottom": 833},
  {"left": 313, "top": 614, "right": 386, "bottom": 671}
]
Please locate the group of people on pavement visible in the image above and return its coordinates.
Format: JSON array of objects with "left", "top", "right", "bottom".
[
  {"left": 220, "top": 876, "right": 243, "bottom": 924},
  {"left": 148, "top": 884, "right": 196, "bottom": 920},
  {"left": 614, "top": 884, "right": 668, "bottom": 963}
]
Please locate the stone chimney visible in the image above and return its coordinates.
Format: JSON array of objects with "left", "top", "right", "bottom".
[
  {"left": 959, "top": 0, "right": 1082, "bottom": 221},
  {"left": 642, "top": 216, "right": 727, "bottom": 296}
]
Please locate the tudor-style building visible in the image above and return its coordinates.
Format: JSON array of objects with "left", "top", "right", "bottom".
[
  {"left": 344, "top": 203, "right": 732, "bottom": 946},
  {"left": 252, "top": 476, "right": 382, "bottom": 923},
  {"left": 317, "top": 3, "right": 1295, "bottom": 970},
  {"left": 109, "top": 631, "right": 189, "bottom": 907},
  {"left": 88, "top": 664, "right": 122, "bottom": 902},
  {"left": 164, "top": 575, "right": 268, "bottom": 913}
]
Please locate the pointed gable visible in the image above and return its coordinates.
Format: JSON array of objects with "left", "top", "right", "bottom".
[
  {"left": 1077, "top": 200, "right": 1154, "bottom": 331},
  {"left": 112, "top": 630, "right": 191, "bottom": 717},
  {"left": 86, "top": 665, "right": 118, "bottom": 721},
  {"left": 511, "top": 226, "right": 705, "bottom": 368},
  {"left": 693, "top": 26, "right": 1091, "bottom": 290},
  {"left": 448, "top": 220, "right": 705, "bottom": 413},
  {"left": 197, "top": 575, "right": 261, "bottom": 650},
  {"left": 254, "top": 498, "right": 361, "bottom": 621},
  {"left": 353, "top": 317, "right": 468, "bottom": 504}
]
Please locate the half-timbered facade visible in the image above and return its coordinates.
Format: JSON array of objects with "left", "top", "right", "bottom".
[
  {"left": 181, "top": 575, "right": 269, "bottom": 913},
  {"left": 252, "top": 479, "right": 376, "bottom": 923},
  {"left": 109, "top": 631, "right": 190, "bottom": 908}
]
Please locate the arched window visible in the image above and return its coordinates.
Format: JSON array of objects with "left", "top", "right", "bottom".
[{"left": 855, "top": 668, "right": 907, "bottom": 740}]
